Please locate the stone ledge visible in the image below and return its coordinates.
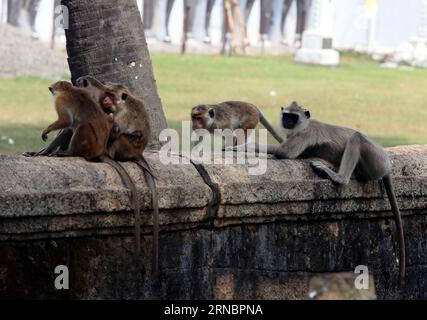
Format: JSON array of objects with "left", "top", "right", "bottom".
[
  {"left": 1, "top": 145, "right": 427, "bottom": 299},
  {"left": 0, "top": 145, "right": 426, "bottom": 241}
]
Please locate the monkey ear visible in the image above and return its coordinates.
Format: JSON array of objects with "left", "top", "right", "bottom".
[
  {"left": 121, "top": 93, "right": 128, "bottom": 101},
  {"left": 208, "top": 108, "right": 215, "bottom": 118},
  {"left": 305, "top": 111, "right": 311, "bottom": 119}
]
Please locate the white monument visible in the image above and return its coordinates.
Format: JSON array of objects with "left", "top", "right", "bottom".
[
  {"left": 294, "top": 0, "right": 339, "bottom": 66},
  {"left": 412, "top": 0, "right": 427, "bottom": 67},
  {"left": 392, "top": 0, "right": 427, "bottom": 67}
]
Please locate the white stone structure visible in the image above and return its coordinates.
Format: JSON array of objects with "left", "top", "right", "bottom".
[
  {"left": 294, "top": 0, "right": 339, "bottom": 66},
  {"left": 0, "top": 0, "right": 426, "bottom": 59},
  {"left": 391, "top": 0, "right": 427, "bottom": 67},
  {"left": 0, "top": 0, "right": 7, "bottom": 24}
]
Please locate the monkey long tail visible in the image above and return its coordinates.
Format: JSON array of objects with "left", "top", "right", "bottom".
[
  {"left": 135, "top": 157, "right": 159, "bottom": 278},
  {"left": 382, "top": 174, "right": 406, "bottom": 287},
  {"left": 258, "top": 112, "right": 284, "bottom": 144},
  {"left": 101, "top": 156, "right": 141, "bottom": 255}
]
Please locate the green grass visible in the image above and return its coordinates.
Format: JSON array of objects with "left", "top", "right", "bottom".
[{"left": 1, "top": 53, "right": 427, "bottom": 154}]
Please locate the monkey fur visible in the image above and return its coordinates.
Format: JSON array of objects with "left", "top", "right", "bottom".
[
  {"left": 76, "top": 75, "right": 159, "bottom": 276},
  {"left": 191, "top": 101, "right": 284, "bottom": 145},
  {"left": 39, "top": 80, "right": 144, "bottom": 259},
  {"left": 237, "top": 101, "right": 406, "bottom": 286}
]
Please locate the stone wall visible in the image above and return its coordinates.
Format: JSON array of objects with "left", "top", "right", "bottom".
[
  {"left": 0, "top": 145, "right": 427, "bottom": 299},
  {"left": 0, "top": 24, "right": 68, "bottom": 79}
]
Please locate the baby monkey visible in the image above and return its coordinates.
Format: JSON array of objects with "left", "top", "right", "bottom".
[
  {"left": 191, "top": 101, "right": 284, "bottom": 146},
  {"left": 238, "top": 101, "right": 406, "bottom": 286}
]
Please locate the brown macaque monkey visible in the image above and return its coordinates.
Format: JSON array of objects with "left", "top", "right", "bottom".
[
  {"left": 75, "top": 75, "right": 126, "bottom": 114},
  {"left": 41, "top": 80, "right": 143, "bottom": 256},
  {"left": 22, "top": 76, "right": 123, "bottom": 157},
  {"left": 108, "top": 93, "right": 151, "bottom": 161},
  {"left": 75, "top": 76, "right": 154, "bottom": 169},
  {"left": 42, "top": 81, "right": 114, "bottom": 159},
  {"left": 76, "top": 75, "right": 160, "bottom": 277},
  {"left": 191, "top": 101, "right": 284, "bottom": 145}
]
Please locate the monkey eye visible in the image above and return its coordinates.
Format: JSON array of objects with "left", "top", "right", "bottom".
[
  {"left": 83, "top": 79, "right": 89, "bottom": 87},
  {"left": 105, "top": 92, "right": 115, "bottom": 99}
]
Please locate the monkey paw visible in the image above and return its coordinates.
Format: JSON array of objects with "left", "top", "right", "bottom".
[
  {"left": 41, "top": 130, "right": 49, "bottom": 142},
  {"left": 310, "top": 160, "right": 330, "bottom": 177},
  {"left": 22, "top": 151, "right": 36, "bottom": 157},
  {"left": 310, "top": 161, "right": 348, "bottom": 185},
  {"left": 310, "top": 160, "right": 327, "bottom": 170}
]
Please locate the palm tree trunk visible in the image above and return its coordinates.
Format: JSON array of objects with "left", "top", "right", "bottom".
[{"left": 61, "top": 0, "right": 167, "bottom": 149}]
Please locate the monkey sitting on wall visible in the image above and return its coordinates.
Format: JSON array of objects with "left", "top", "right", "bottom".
[
  {"left": 76, "top": 75, "right": 160, "bottom": 277},
  {"left": 75, "top": 76, "right": 152, "bottom": 162},
  {"left": 233, "top": 101, "right": 406, "bottom": 286},
  {"left": 42, "top": 81, "right": 114, "bottom": 160},
  {"left": 191, "top": 101, "right": 284, "bottom": 147},
  {"left": 34, "top": 80, "right": 144, "bottom": 267}
]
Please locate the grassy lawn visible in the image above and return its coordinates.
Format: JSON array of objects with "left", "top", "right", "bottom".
[{"left": 1, "top": 53, "right": 427, "bottom": 154}]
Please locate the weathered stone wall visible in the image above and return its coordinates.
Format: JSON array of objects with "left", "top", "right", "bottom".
[
  {"left": 0, "top": 145, "right": 427, "bottom": 299},
  {"left": 0, "top": 25, "right": 68, "bottom": 79}
]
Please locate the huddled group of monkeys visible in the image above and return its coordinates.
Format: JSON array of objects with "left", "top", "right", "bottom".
[
  {"left": 24, "top": 76, "right": 160, "bottom": 275},
  {"left": 25, "top": 80, "right": 406, "bottom": 286}
]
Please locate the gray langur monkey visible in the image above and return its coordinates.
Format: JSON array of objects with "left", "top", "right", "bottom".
[{"left": 236, "top": 101, "right": 406, "bottom": 286}]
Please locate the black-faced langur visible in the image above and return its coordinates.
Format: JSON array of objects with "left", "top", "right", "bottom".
[{"left": 235, "top": 101, "right": 406, "bottom": 286}]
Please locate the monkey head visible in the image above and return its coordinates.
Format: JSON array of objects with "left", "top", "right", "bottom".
[
  {"left": 191, "top": 104, "right": 215, "bottom": 130},
  {"left": 48, "top": 80, "right": 73, "bottom": 95},
  {"left": 75, "top": 75, "right": 105, "bottom": 101},
  {"left": 114, "top": 91, "right": 130, "bottom": 108},
  {"left": 76, "top": 76, "right": 130, "bottom": 114},
  {"left": 103, "top": 82, "right": 131, "bottom": 113},
  {"left": 280, "top": 101, "right": 311, "bottom": 134}
]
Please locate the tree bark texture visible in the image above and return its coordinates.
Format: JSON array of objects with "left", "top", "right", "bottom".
[{"left": 61, "top": 0, "right": 168, "bottom": 148}]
